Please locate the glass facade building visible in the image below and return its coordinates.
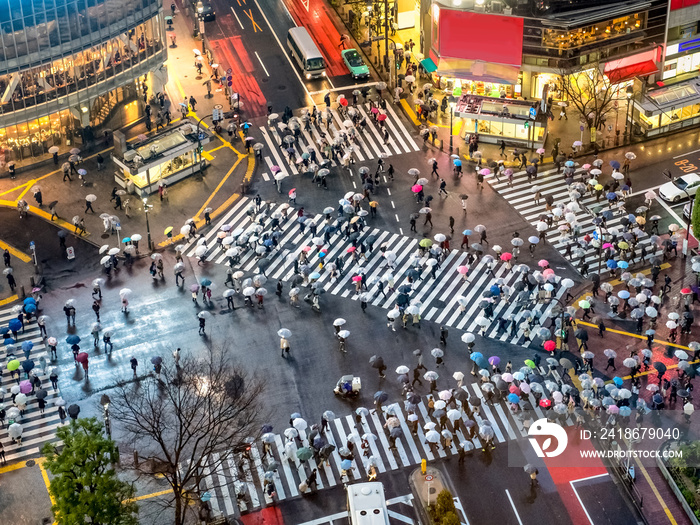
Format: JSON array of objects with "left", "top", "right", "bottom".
[{"left": 0, "top": 0, "right": 167, "bottom": 168}]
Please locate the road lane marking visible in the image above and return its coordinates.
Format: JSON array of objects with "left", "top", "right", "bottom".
[
  {"left": 255, "top": 52, "right": 270, "bottom": 76},
  {"left": 230, "top": 7, "right": 244, "bottom": 29},
  {"left": 505, "top": 489, "right": 524, "bottom": 525},
  {"left": 242, "top": 9, "right": 262, "bottom": 32},
  {"left": 673, "top": 147, "right": 700, "bottom": 159}
]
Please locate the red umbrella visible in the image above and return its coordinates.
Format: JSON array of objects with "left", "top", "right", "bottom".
[
  {"left": 340, "top": 98, "right": 348, "bottom": 107},
  {"left": 371, "top": 107, "right": 379, "bottom": 114},
  {"left": 411, "top": 184, "right": 423, "bottom": 193},
  {"left": 288, "top": 188, "right": 296, "bottom": 195},
  {"left": 76, "top": 352, "right": 89, "bottom": 364},
  {"left": 352, "top": 275, "right": 362, "bottom": 282},
  {"left": 681, "top": 288, "right": 692, "bottom": 295},
  {"left": 509, "top": 385, "right": 521, "bottom": 395},
  {"left": 539, "top": 399, "right": 552, "bottom": 408},
  {"left": 378, "top": 114, "right": 387, "bottom": 121},
  {"left": 543, "top": 340, "right": 556, "bottom": 352},
  {"left": 500, "top": 253, "right": 512, "bottom": 261},
  {"left": 347, "top": 246, "right": 357, "bottom": 253}
]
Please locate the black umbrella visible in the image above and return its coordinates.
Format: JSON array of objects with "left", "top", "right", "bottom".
[
  {"left": 479, "top": 300, "right": 490, "bottom": 309},
  {"left": 653, "top": 362, "right": 667, "bottom": 374},
  {"left": 592, "top": 217, "right": 603, "bottom": 226},
  {"left": 495, "top": 380, "right": 508, "bottom": 391},
  {"left": 396, "top": 294, "right": 409, "bottom": 306},
  {"left": 453, "top": 389, "right": 469, "bottom": 401},
  {"left": 366, "top": 235, "right": 377, "bottom": 244},
  {"left": 678, "top": 389, "right": 690, "bottom": 398},
  {"left": 35, "top": 389, "right": 47, "bottom": 400},
  {"left": 57, "top": 230, "right": 67, "bottom": 238},
  {"left": 258, "top": 258, "right": 272, "bottom": 271},
  {"left": 468, "top": 397, "right": 482, "bottom": 406},
  {"left": 526, "top": 166, "right": 536, "bottom": 174},
  {"left": 374, "top": 391, "right": 389, "bottom": 403},
  {"left": 290, "top": 275, "right": 303, "bottom": 286},
  {"left": 407, "top": 392, "right": 421, "bottom": 404},
  {"left": 652, "top": 393, "right": 663, "bottom": 405},
  {"left": 545, "top": 195, "right": 554, "bottom": 205},
  {"left": 433, "top": 408, "right": 446, "bottom": 418},
  {"left": 390, "top": 427, "right": 403, "bottom": 438},
  {"left": 348, "top": 232, "right": 360, "bottom": 242},
  {"left": 529, "top": 375, "right": 545, "bottom": 384},
  {"left": 261, "top": 424, "right": 273, "bottom": 433},
  {"left": 513, "top": 281, "right": 525, "bottom": 291},
  {"left": 590, "top": 273, "right": 600, "bottom": 283},
  {"left": 574, "top": 329, "right": 588, "bottom": 341},
  {"left": 67, "top": 404, "right": 81, "bottom": 419},
  {"left": 320, "top": 443, "right": 336, "bottom": 456},
  {"left": 313, "top": 435, "right": 327, "bottom": 449},
  {"left": 150, "top": 356, "right": 162, "bottom": 366},
  {"left": 369, "top": 355, "right": 385, "bottom": 368},
  {"left": 398, "top": 285, "right": 412, "bottom": 294},
  {"left": 407, "top": 269, "right": 420, "bottom": 279},
  {"left": 482, "top": 291, "right": 494, "bottom": 298}
]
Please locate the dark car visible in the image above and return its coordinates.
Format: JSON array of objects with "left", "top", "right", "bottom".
[{"left": 197, "top": 1, "right": 215, "bottom": 21}]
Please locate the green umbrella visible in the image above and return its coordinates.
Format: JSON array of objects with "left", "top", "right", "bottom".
[
  {"left": 419, "top": 238, "right": 433, "bottom": 248},
  {"left": 296, "top": 447, "right": 313, "bottom": 461},
  {"left": 578, "top": 300, "right": 591, "bottom": 309},
  {"left": 524, "top": 359, "right": 536, "bottom": 369},
  {"left": 7, "top": 359, "right": 20, "bottom": 371}
]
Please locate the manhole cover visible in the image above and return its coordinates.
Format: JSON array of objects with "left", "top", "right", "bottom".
[
  {"left": 278, "top": 85, "right": 287, "bottom": 91},
  {"left": 101, "top": 233, "right": 110, "bottom": 239},
  {"left": 26, "top": 459, "right": 36, "bottom": 467}
]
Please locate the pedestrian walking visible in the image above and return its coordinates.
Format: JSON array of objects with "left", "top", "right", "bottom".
[
  {"left": 130, "top": 356, "right": 138, "bottom": 377},
  {"left": 280, "top": 336, "right": 290, "bottom": 358},
  {"left": 199, "top": 316, "right": 206, "bottom": 334},
  {"left": 92, "top": 300, "right": 100, "bottom": 322},
  {"left": 103, "top": 333, "right": 113, "bottom": 353}
]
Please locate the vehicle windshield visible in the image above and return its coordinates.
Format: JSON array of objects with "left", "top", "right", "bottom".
[
  {"left": 307, "top": 57, "right": 325, "bottom": 71},
  {"left": 675, "top": 177, "right": 689, "bottom": 190},
  {"left": 346, "top": 51, "right": 362, "bottom": 67}
]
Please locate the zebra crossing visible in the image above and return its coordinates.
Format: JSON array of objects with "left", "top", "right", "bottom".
[
  {"left": 256, "top": 102, "right": 419, "bottom": 181},
  {"left": 192, "top": 372, "right": 570, "bottom": 517},
  {"left": 182, "top": 197, "right": 566, "bottom": 347},
  {"left": 0, "top": 304, "right": 65, "bottom": 462},
  {"left": 486, "top": 166, "right": 661, "bottom": 277}
]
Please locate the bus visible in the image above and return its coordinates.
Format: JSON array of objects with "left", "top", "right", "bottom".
[
  {"left": 346, "top": 482, "right": 390, "bottom": 525},
  {"left": 287, "top": 27, "right": 326, "bottom": 80}
]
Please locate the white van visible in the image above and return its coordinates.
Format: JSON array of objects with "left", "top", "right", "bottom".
[
  {"left": 287, "top": 27, "right": 326, "bottom": 80},
  {"left": 347, "top": 482, "right": 390, "bottom": 525}
]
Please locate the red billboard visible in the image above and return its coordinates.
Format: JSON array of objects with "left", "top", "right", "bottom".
[
  {"left": 671, "top": 0, "right": 700, "bottom": 9},
  {"left": 437, "top": 10, "right": 524, "bottom": 67}
]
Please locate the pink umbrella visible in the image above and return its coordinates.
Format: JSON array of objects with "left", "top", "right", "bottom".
[
  {"left": 411, "top": 184, "right": 423, "bottom": 193},
  {"left": 371, "top": 107, "right": 379, "bottom": 114},
  {"left": 538, "top": 259, "right": 549, "bottom": 268},
  {"left": 509, "top": 385, "right": 521, "bottom": 395},
  {"left": 271, "top": 165, "right": 281, "bottom": 173},
  {"left": 479, "top": 168, "right": 491, "bottom": 176},
  {"left": 19, "top": 380, "right": 32, "bottom": 393},
  {"left": 607, "top": 405, "right": 620, "bottom": 414},
  {"left": 520, "top": 383, "right": 531, "bottom": 394},
  {"left": 582, "top": 164, "right": 591, "bottom": 169},
  {"left": 288, "top": 188, "right": 296, "bottom": 196},
  {"left": 602, "top": 243, "right": 614, "bottom": 249},
  {"left": 504, "top": 169, "right": 513, "bottom": 176},
  {"left": 347, "top": 246, "right": 357, "bottom": 253},
  {"left": 542, "top": 268, "right": 555, "bottom": 279},
  {"left": 502, "top": 372, "right": 514, "bottom": 382},
  {"left": 352, "top": 275, "right": 362, "bottom": 282},
  {"left": 457, "top": 266, "right": 469, "bottom": 274},
  {"left": 302, "top": 246, "right": 312, "bottom": 252},
  {"left": 500, "top": 253, "right": 512, "bottom": 261},
  {"left": 536, "top": 148, "right": 545, "bottom": 154}
]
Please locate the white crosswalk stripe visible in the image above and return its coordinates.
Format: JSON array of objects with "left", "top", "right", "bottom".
[
  {"left": 183, "top": 197, "right": 570, "bottom": 347},
  {"left": 257, "top": 103, "right": 419, "bottom": 181},
  {"left": 193, "top": 388, "right": 573, "bottom": 517},
  {"left": 486, "top": 166, "right": 663, "bottom": 277},
  {"left": 0, "top": 305, "right": 65, "bottom": 462}
]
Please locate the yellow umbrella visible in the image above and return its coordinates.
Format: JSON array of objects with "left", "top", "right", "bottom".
[
  {"left": 594, "top": 184, "right": 603, "bottom": 191},
  {"left": 635, "top": 216, "right": 646, "bottom": 225},
  {"left": 369, "top": 201, "right": 379, "bottom": 208}
]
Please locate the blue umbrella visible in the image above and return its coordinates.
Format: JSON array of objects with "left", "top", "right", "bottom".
[
  {"left": 0, "top": 327, "right": 8, "bottom": 335},
  {"left": 21, "top": 359, "right": 35, "bottom": 373},
  {"left": 297, "top": 216, "right": 307, "bottom": 223},
  {"left": 66, "top": 335, "right": 80, "bottom": 345},
  {"left": 475, "top": 357, "right": 490, "bottom": 370},
  {"left": 462, "top": 229, "right": 472, "bottom": 236},
  {"left": 374, "top": 391, "right": 389, "bottom": 403},
  {"left": 23, "top": 297, "right": 36, "bottom": 305},
  {"left": 310, "top": 272, "right": 321, "bottom": 280},
  {"left": 565, "top": 160, "right": 575, "bottom": 167},
  {"left": 606, "top": 192, "right": 617, "bottom": 200},
  {"left": 290, "top": 412, "right": 302, "bottom": 420},
  {"left": 263, "top": 238, "right": 273, "bottom": 247},
  {"left": 453, "top": 159, "right": 462, "bottom": 167},
  {"left": 507, "top": 393, "right": 520, "bottom": 404},
  {"left": 617, "top": 261, "right": 629, "bottom": 269},
  {"left": 8, "top": 319, "right": 21, "bottom": 332},
  {"left": 619, "top": 406, "right": 632, "bottom": 417},
  {"left": 610, "top": 160, "right": 621, "bottom": 169},
  {"left": 200, "top": 278, "right": 212, "bottom": 286},
  {"left": 24, "top": 304, "right": 36, "bottom": 314},
  {"left": 489, "top": 285, "right": 501, "bottom": 296},
  {"left": 618, "top": 290, "right": 630, "bottom": 299},
  {"left": 606, "top": 260, "right": 617, "bottom": 269},
  {"left": 340, "top": 459, "right": 353, "bottom": 470},
  {"left": 21, "top": 341, "right": 33, "bottom": 352},
  {"left": 601, "top": 210, "right": 613, "bottom": 220},
  {"left": 4, "top": 338, "right": 15, "bottom": 345},
  {"left": 122, "top": 237, "right": 131, "bottom": 243},
  {"left": 613, "top": 376, "right": 623, "bottom": 386},
  {"left": 622, "top": 185, "right": 630, "bottom": 191},
  {"left": 471, "top": 352, "right": 483, "bottom": 361},
  {"left": 318, "top": 252, "right": 326, "bottom": 258}
]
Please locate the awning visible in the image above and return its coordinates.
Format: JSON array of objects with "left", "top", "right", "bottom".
[
  {"left": 605, "top": 60, "right": 658, "bottom": 84},
  {"left": 435, "top": 57, "right": 520, "bottom": 85},
  {"left": 420, "top": 58, "right": 437, "bottom": 74}
]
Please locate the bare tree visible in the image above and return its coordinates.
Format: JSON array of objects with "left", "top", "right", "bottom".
[
  {"left": 558, "top": 64, "right": 619, "bottom": 131},
  {"left": 109, "top": 348, "right": 267, "bottom": 525}
]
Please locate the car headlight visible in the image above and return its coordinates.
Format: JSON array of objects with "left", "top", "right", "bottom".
[
  {"left": 306, "top": 74, "right": 311, "bottom": 79},
  {"left": 322, "top": 71, "right": 326, "bottom": 76}
]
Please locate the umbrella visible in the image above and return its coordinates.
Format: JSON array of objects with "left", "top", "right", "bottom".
[
  {"left": 374, "top": 391, "right": 389, "bottom": 403},
  {"left": 296, "top": 447, "right": 313, "bottom": 461},
  {"left": 277, "top": 328, "right": 292, "bottom": 338}
]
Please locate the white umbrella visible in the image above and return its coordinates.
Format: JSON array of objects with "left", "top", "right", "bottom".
[
  {"left": 99, "top": 245, "right": 110, "bottom": 254},
  {"left": 292, "top": 418, "right": 308, "bottom": 431},
  {"left": 108, "top": 247, "right": 120, "bottom": 255},
  {"left": 119, "top": 288, "right": 132, "bottom": 297},
  {"left": 277, "top": 328, "right": 292, "bottom": 338},
  {"left": 85, "top": 194, "right": 97, "bottom": 202},
  {"left": 338, "top": 330, "right": 350, "bottom": 338},
  {"left": 425, "top": 430, "right": 440, "bottom": 443},
  {"left": 333, "top": 318, "right": 347, "bottom": 326},
  {"left": 396, "top": 365, "right": 410, "bottom": 374}
]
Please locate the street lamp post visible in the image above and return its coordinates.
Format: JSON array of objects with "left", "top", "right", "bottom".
[
  {"left": 625, "top": 86, "right": 634, "bottom": 144},
  {"left": 143, "top": 198, "right": 153, "bottom": 252},
  {"left": 449, "top": 101, "right": 455, "bottom": 153},
  {"left": 100, "top": 394, "right": 111, "bottom": 439}
]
